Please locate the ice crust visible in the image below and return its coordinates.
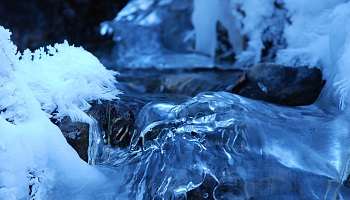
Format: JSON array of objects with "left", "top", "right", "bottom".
[{"left": 90, "top": 92, "right": 350, "bottom": 199}]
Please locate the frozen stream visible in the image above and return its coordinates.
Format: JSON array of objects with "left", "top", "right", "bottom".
[
  {"left": 3, "top": 0, "right": 350, "bottom": 199},
  {"left": 88, "top": 90, "right": 350, "bottom": 199}
]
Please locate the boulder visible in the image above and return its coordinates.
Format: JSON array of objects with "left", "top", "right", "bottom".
[{"left": 232, "top": 63, "right": 325, "bottom": 106}]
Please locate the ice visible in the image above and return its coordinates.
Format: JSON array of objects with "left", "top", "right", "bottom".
[
  {"left": 192, "top": 0, "right": 244, "bottom": 58},
  {"left": 103, "top": 0, "right": 290, "bottom": 68},
  {"left": 91, "top": 92, "right": 350, "bottom": 199},
  {"left": 192, "top": 0, "right": 220, "bottom": 57},
  {"left": 101, "top": 0, "right": 216, "bottom": 69},
  {"left": 104, "top": 0, "right": 350, "bottom": 107}
]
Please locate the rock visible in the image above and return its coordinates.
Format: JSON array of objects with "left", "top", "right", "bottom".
[
  {"left": 232, "top": 63, "right": 325, "bottom": 106},
  {"left": 117, "top": 68, "right": 245, "bottom": 97},
  {"left": 56, "top": 117, "right": 89, "bottom": 162},
  {"left": 92, "top": 99, "right": 138, "bottom": 148},
  {"left": 57, "top": 93, "right": 183, "bottom": 161},
  {"left": 56, "top": 98, "right": 139, "bottom": 162}
]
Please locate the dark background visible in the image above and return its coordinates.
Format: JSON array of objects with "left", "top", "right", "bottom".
[{"left": 0, "top": 0, "right": 129, "bottom": 55}]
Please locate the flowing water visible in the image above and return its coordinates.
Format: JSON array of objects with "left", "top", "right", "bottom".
[
  {"left": 87, "top": 69, "right": 350, "bottom": 199},
  {"left": 79, "top": 0, "right": 350, "bottom": 198}
]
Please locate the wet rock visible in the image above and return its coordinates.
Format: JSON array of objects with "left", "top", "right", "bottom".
[
  {"left": 57, "top": 104, "right": 133, "bottom": 161},
  {"left": 92, "top": 99, "right": 139, "bottom": 148},
  {"left": 93, "top": 93, "right": 190, "bottom": 148},
  {"left": 56, "top": 117, "right": 89, "bottom": 162},
  {"left": 57, "top": 97, "right": 144, "bottom": 162},
  {"left": 57, "top": 92, "right": 188, "bottom": 161},
  {"left": 118, "top": 68, "right": 245, "bottom": 97},
  {"left": 232, "top": 63, "right": 325, "bottom": 106}
]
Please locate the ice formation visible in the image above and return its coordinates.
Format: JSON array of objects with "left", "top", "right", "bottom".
[
  {"left": 98, "top": 0, "right": 350, "bottom": 198},
  {"left": 191, "top": 0, "right": 350, "bottom": 109},
  {"left": 90, "top": 92, "right": 350, "bottom": 199},
  {"left": 3, "top": 0, "right": 350, "bottom": 199}
]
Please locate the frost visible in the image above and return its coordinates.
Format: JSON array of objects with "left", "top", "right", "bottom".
[
  {"left": 0, "top": 26, "right": 121, "bottom": 199},
  {"left": 275, "top": 1, "right": 350, "bottom": 109},
  {"left": 190, "top": 0, "right": 350, "bottom": 109},
  {"left": 192, "top": 0, "right": 286, "bottom": 65},
  {"left": 0, "top": 26, "right": 19, "bottom": 76},
  {"left": 0, "top": 27, "right": 121, "bottom": 123},
  {"left": 328, "top": 2, "right": 350, "bottom": 110},
  {"left": 19, "top": 41, "right": 121, "bottom": 123}
]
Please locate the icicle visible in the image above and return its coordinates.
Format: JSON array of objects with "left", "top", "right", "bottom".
[
  {"left": 192, "top": 0, "right": 220, "bottom": 57},
  {"left": 88, "top": 117, "right": 104, "bottom": 165}
]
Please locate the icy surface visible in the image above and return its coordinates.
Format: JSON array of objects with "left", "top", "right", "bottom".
[
  {"left": 103, "top": 0, "right": 288, "bottom": 68},
  {"left": 90, "top": 92, "right": 350, "bottom": 199},
  {"left": 104, "top": 0, "right": 350, "bottom": 108},
  {"left": 100, "top": 0, "right": 216, "bottom": 69}
]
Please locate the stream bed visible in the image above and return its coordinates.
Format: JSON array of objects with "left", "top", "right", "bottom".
[{"left": 57, "top": 67, "right": 350, "bottom": 199}]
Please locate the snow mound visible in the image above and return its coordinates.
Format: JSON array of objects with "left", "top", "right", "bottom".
[
  {"left": 0, "top": 26, "right": 121, "bottom": 124},
  {"left": 0, "top": 26, "right": 121, "bottom": 199}
]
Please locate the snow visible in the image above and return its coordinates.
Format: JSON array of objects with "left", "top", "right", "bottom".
[
  {"left": 0, "top": 114, "right": 120, "bottom": 199},
  {"left": 1, "top": 29, "right": 121, "bottom": 124},
  {"left": 191, "top": 0, "right": 350, "bottom": 109},
  {"left": 0, "top": 26, "right": 120, "bottom": 199},
  {"left": 19, "top": 41, "right": 121, "bottom": 123},
  {"left": 192, "top": 0, "right": 279, "bottom": 64},
  {"left": 192, "top": 0, "right": 243, "bottom": 58}
]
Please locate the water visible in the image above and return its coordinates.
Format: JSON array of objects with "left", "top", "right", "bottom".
[
  {"left": 91, "top": 1, "right": 350, "bottom": 198},
  {"left": 88, "top": 91, "right": 350, "bottom": 199}
]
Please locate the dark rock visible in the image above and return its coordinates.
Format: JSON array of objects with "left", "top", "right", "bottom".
[
  {"left": 117, "top": 68, "right": 245, "bottom": 97},
  {"left": 232, "top": 63, "right": 325, "bottom": 106},
  {"left": 343, "top": 174, "right": 350, "bottom": 188},
  {"left": 56, "top": 96, "right": 146, "bottom": 162},
  {"left": 56, "top": 117, "right": 89, "bottom": 162},
  {"left": 57, "top": 92, "right": 184, "bottom": 161},
  {"left": 92, "top": 99, "right": 139, "bottom": 148},
  {"left": 215, "top": 22, "right": 236, "bottom": 63}
]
